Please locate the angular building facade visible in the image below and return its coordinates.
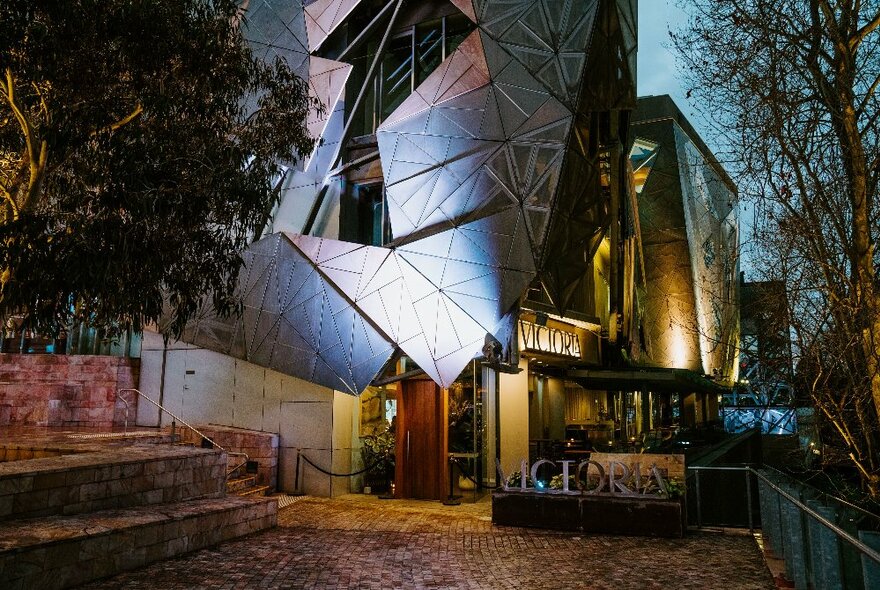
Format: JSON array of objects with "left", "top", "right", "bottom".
[{"left": 134, "top": 1, "right": 737, "bottom": 499}]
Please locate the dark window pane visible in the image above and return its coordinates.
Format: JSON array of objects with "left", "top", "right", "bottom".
[
  {"left": 380, "top": 32, "right": 414, "bottom": 123},
  {"left": 416, "top": 19, "right": 443, "bottom": 85},
  {"left": 444, "top": 12, "right": 474, "bottom": 57},
  {"left": 352, "top": 183, "right": 390, "bottom": 246}
]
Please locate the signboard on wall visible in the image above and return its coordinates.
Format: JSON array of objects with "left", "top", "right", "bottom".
[{"left": 519, "top": 319, "right": 582, "bottom": 359}]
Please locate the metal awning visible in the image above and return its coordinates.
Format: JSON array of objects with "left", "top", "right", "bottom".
[{"left": 565, "top": 367, "right": 730, "bottom": 395}]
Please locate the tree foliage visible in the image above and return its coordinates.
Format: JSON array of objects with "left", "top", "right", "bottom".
[
  {"left": 0, "top": 0, "right": 315, "bottom": 338},
  {"left": 673, "top": 0, "right": 880, "bottom": 496}
]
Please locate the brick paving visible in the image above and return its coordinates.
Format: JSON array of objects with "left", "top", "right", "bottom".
[{"left": 78, "top": 494, "right": 774, "bottom": 589}]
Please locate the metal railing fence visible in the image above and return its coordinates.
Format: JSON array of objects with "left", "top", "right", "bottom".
[{"left": 688, "top": 465, "right": 880, "bottom": 589}]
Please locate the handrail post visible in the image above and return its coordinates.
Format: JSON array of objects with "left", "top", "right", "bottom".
[
  {"left": 749, "top": 466, "right": 880, "bottom": 568},
  {"left": 116, "top": 391, "right": 130, "bottom": 434}
]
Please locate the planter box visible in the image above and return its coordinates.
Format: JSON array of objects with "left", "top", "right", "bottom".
[{"left": 493, "top": 491, "right": 684, "bottom": 538}]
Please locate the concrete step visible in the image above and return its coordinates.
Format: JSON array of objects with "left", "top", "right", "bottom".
[
  {"left": 0, "top": 495, "right": 277, "bottom": 590},
  {"left": 0, "top": 445, "right": 226, "bottom": 522},
  {"left": 237, "top": 485, "right": 270, "bottom": 498},
  {"left": 226, "top": 476, "right": 257, "bottom": 494}
]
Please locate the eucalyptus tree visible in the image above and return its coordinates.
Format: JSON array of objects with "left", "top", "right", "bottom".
[
  {"left": 674, "top": 0, "right": 880, "bottom": 496},
  {"left": 0, "top": 0, "right": 314, "bottom": 339}
]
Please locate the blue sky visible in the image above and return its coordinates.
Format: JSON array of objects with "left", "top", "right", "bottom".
[
  {"left": 637, "top": 1, "right": 691, "bottom": 117},
  {"left": 637, "top": 1, "right": 756, "bottom": 276}
]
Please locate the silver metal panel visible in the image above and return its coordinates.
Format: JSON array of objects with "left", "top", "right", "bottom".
[
  {"left": 305, "top": 56, "right": 353, "bottom": 175},
  {"left": 290, "top": 228, "right": 534, "bottom": 387},
  {"left": 304, "top": 0, "right": 364, "bottom": 52},
  {"left": 674, "top": 125, "right": 739, "bottom": 377},
  {"left": 182, "top": 234, "right": 396, "bottom": 395}
]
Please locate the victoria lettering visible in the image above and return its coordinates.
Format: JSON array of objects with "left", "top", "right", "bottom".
[
  {"left": 519, "top": 320, "right": 581, "bottom": 358},
  {"left": 496, "top": 458, "right": 671, "bottom": 497}
]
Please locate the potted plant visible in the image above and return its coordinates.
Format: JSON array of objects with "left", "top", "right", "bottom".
[{"left": 361, "top": 428, "right": 395, "bottom": 493}]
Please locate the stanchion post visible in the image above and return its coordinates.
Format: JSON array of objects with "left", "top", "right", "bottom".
[
  {"left": 294, "top": 449, "right": 301, "bottom": 495},
  {"left": 443, "top": 455, "right": 460, "bottom": 506}
]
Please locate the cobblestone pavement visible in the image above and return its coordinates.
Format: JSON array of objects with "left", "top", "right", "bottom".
[{"left": 79, "top": 495, "right": 774, "bottom": 589}]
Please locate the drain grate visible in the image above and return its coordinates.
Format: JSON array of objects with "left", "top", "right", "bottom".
[
  {"left": 275, "top": 494, "right": 308, "bottom": 509},
  {"left": 66, "top": 431, "right": 162, "bottom": 439}
]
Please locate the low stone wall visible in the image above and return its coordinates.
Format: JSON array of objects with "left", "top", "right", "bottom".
[
  {"left": 180, "top": 426, "right": 279, "bottom": 491},
  {"left": 0, "top": 354, "right": 139, "bottom": 428},
  {"left": 589, "top": 451, "right": 686, "bottom": 480},
  {"left": 492, "top": 492, "right": 685, "bottom": 537},
  {"left": 0, "top": 445, "right": 225, "bottom": 522}
]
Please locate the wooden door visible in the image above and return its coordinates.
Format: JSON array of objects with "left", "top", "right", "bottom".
[{"left": 394, "top": 378, "right": 447, "bottom": 500}]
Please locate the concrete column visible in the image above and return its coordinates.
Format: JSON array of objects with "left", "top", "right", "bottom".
[
  {"left": 757, "top": 477, "right": 783, "bottom": 556},
  {"left": 499, "top": 359, "right": 529, "bottom": 473},
  {"left": 706, "top": 392, "right": 720, "bottom": 423},
  {"left": 779, "top": 485, "right": 809, "bottom": 590},
  {"left": 546, "top": 377, "right": 566, "bottom": 440},
  {"left": 681, "top": 393, "right": 697, "bottom": 427},
  {"left": 805, "top": 500, "right": 842, "bottom": 590}
]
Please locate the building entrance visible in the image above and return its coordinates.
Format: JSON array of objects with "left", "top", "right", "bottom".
[{"left": 394, "top": 378, "right": 447, "bottom": 500}]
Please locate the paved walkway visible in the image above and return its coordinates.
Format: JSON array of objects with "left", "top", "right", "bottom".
[{"left": 78, "top": 494, "right": 774, "bottom": 589}]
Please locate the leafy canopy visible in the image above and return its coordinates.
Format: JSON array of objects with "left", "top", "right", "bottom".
[{"left": 0, "top": 0, "right": 315, "bottom": 338}]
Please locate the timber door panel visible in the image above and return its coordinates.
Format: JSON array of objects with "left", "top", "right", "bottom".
[{"left": 395, "top": 379, "right": 447, "bottom": 500}]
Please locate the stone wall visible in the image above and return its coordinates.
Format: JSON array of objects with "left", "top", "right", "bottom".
[
  {"left": 0, "top": 445, "right": 225, "bottom": 522},
  {"left": 138, "top": 337, "right": 358, "bottom": 497},
  {"left": 179, "top": 426, "right": 279, "bottom": 491},
  {"left": 589, "top": 452, "right": 686, "bottom": 480},
  {"left": 0, "top": 354, "right": 139, "bottom": 428},
  {"left": 0, "top": 497, "right": 277, "bottom": 590}
]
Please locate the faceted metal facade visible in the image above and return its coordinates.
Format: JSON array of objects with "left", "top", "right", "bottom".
[
  {"left": 183, "top": 1, "right": 639, "bottom": 393},
  {"left": 631, "top": 96, "right": 739, "bottom": 381},
  {"left": 181, "top": 234, "right": 394, "bottom": 395}
]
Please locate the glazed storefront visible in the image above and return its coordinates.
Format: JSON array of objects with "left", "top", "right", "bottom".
[{"left": 353, "top": 309, "right": 722, "bottom": 501}]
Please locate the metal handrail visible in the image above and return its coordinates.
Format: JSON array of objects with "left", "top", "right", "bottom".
[
  {"left": 117, "top": 388, "right": 249, "bottom": 478},
  {"left": 751, "top": 467, "right": 880, "bottom": 567},
  {"left": 760, "top": 463, "right": 880, "bottom": 522},
  {"left": 687, "top": 464, "right": 880, "bottom": 567}
]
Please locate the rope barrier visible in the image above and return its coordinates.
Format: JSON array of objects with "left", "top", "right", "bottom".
[
  {"left": 450, "top": 457, "right": 500, "bottom": 490},
  {"left": 299, "top": 451, "right": 388, "bottom": 478},
  {"left": 298, "top": 452, "right": 498, "bottom": 491}
]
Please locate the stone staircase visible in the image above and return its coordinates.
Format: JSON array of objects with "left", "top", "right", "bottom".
[
  {"left": 226, "top": 473, "right": 271, "bottom": 497},
  {"left": 0, "top": 434, "right": 277, "bottom": 590}
]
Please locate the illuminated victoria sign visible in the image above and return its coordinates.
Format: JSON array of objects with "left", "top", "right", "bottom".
[{"left": 519, "top": 320, "right": 582, "bottom": 359}]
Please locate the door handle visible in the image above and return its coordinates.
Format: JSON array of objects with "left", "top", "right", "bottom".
[{"left": 406, "top": 430, "right": 411, "bottom": 460}]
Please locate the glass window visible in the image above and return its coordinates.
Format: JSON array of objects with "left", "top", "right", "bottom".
[
  {"left": 341, "top": 183, "right": 391, "bottom": 246},
  {"left": 380, "top": 33, "right": 414, "bottom": 123},
  {"left": 416, "top": 19, "right": 443, "bottom": 85},
  {"left": 443, "top": 12, "right": 473, "bottom": 57},
  {"left": 350, "top": 15, "right": 476, "bottom": 135}
]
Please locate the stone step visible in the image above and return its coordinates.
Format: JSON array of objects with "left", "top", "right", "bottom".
[
  {"left": 226, "top": 476, "right": 257, "bottom": 494},
  {"left": 0, "top": 495, "right": 277, "bottom": 590},
  {"left": 237, "top": 485, "right": 270, "bottom": 498},
  {"left": 0, "top": 445, "right": 226, "bottom": 522}
]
